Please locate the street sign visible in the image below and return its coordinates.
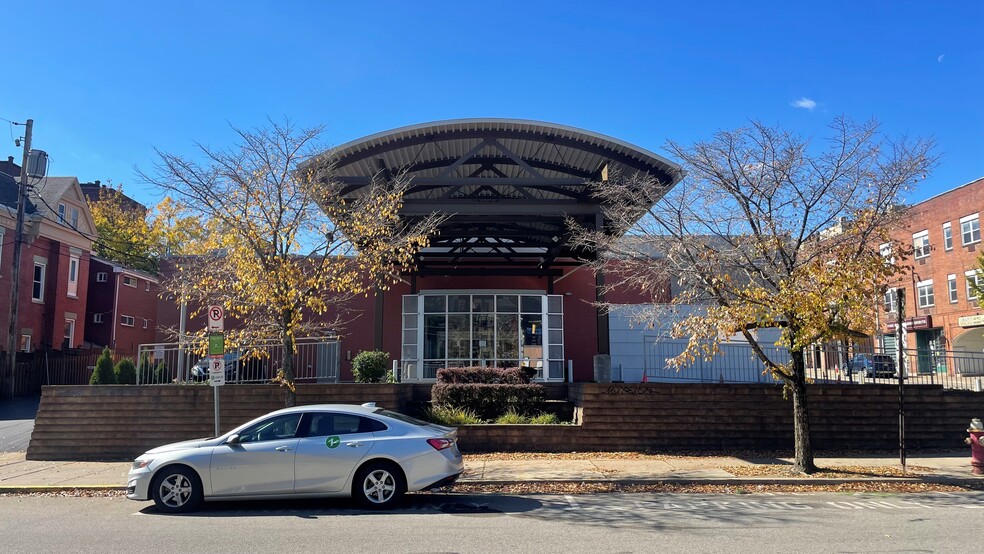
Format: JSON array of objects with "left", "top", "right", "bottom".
[
  {"left": 208, "top": 333, "right": 225, "bottom": 356},
  {"left": 207, "top": 305, "right": 224, "bottom": 332},
  {"left": 209, "top": 358, "right": 225, "bottom": 386}
]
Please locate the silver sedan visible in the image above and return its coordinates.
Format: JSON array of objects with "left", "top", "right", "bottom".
[{"left": 127, "top": 403, "right": 463, "bottom": 512}]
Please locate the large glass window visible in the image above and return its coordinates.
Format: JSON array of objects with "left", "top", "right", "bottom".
[{"left": 404, "top": 293, "right": 564, "bottom": 380}]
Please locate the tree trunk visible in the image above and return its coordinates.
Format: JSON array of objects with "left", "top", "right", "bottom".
[
  {"left": 282, "top": 327, "right": 296, "bottom": 408},
  {"left": 790, "top": 350, "right": 817, "bottom": 474}
]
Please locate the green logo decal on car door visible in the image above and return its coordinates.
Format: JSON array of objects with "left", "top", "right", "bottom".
[{"left": 325, "top": 436, "right": 340, "bottom": 449}]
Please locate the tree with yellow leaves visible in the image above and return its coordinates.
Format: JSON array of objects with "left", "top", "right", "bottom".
[
  {"left": 140, "top": 119, "right": 440, "bottom": 406},
  {"left": 87, "top": 185, "right": 203, "bottom": 271},
  {"left": 573, "top": 117, "right": 935, "bottom": 473}
]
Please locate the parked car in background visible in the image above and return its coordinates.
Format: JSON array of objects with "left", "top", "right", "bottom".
[
  {"left": 126, "top": 403, "right": 463, "bottom": 512},
  {"left": 189, "top": 351, "right": 268, "bottom": 382},
  {"left": 847, "top": 353, "right": 897, "bottom": 377}
]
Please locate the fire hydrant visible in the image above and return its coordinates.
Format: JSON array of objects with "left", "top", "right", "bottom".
[{"left": 966, "top": 418, "right": 984, "bottom": 475}]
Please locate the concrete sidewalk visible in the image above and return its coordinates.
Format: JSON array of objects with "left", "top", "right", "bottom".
[{"left": 0, "top": 451, "right": 979, "bottom": 493}]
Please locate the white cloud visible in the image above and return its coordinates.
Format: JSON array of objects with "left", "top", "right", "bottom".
[
  {"left": 790, "top": 97, "right": 817, "bottom": 110},
  {"left": 938, "top": 54, "right": 945, "bottom": 63}
]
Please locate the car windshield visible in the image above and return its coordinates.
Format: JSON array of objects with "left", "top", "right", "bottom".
[{"left": 375, "top": 409, "right": 432, "bottom": 427}]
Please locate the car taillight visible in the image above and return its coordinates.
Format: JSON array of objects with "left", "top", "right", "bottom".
[{"left": 427, "top": 438, "right": 453, "bottom": 451}]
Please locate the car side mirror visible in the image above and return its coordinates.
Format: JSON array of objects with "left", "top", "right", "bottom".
[{"left": 225, "top": 434, "right": 241, "bottom": 445}]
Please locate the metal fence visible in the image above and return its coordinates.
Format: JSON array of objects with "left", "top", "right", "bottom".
[
  {"left": 644, "top": 338, "right": 789, "bottom": 384},
  {"left": 643, "top": 338, "right": 984, "bottom": 392},
  {"left": 0, "top": 349, "right": 128, "bottom": 397},
  {"left": 135, "top": 337, "right": 340, "bottom": 385}
]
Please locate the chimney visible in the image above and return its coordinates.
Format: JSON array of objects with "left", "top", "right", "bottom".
[
  {"left": 95, "top": 180, "right": 101, "bottom": 186},
  {"left": 6, "top": 156, "right": 12, "bottom": 163}
]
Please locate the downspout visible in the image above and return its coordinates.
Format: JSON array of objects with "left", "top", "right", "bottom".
[{"left": 111, "top": 270, "right": 120, "bottom": 348}]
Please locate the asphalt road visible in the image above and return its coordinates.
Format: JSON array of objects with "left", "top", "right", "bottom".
[
  {"left": 0, "top": 397, "right": 38, "bottom": 453},
  {"left": 1, "top": 491, "right": 981, "bottom": 553}
]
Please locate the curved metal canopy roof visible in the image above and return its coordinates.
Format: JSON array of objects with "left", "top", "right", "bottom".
[{"left": 326, "top": 119, "right": 682, "bottom": 274}]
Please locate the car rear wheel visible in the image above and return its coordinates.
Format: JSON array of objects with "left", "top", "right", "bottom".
[
  {"left": 354, "top": 461, "right": 405, "bottom": 509},
  {"left": 151, "top": 466, "right": 203, "bottom": 513}
]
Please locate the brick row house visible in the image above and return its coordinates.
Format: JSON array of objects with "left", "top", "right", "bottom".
[
  {"left": 86, "top": 256, "right": 160, "bottom": 356},
  {"left": 1, "top": 165, "right": 95, "bottom": 352},
  {"left": 879, "top": 176, "right": 984, "bottom": 374}
]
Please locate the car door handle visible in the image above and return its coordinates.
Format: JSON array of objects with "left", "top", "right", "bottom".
[
  {"left": 347, "top": 442, "right": 364, "bottom": 448},
  {"left": 275, "top": 446, "right": 293, "bottom": 452}
]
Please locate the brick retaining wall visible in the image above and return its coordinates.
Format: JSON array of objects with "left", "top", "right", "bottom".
[{"left": 25, "top": 382, "right": 984, "bottom": 460}]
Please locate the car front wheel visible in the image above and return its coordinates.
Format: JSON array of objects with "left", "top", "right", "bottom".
[
  {"left": 354, "top": 461, "right": 405, "bottom": 509},
  {"left": 151, "top": 466, "right": 203, "bottom": 513}
]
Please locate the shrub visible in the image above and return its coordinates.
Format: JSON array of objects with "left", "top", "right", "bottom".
[
  {"left": 154, "top": 361, "right": 169, "bottom": 383},
  {"left": 352, "top": 350, "right": 389, "bottom": 383},
  {"left": 494, "top": 409, "right": 530, "bottom": 424},
  {"left": 493, "top": 410, "right": 561, "bottom": 424},
  {"left": 529, "top": 412, "right": 560, "bottom": 425},
  {"left": 114, "top": 358, "right": 136, "bottom": 384},
  {"left": 431, "top": 383, "right": 545, "bottom": 420},
  {"left": 89, "top": 348, "right": 117, "bottom": 385},
  {"left": 138, "top": 352, "right": 153, "bottom": 383},
  {"left": 436, "top": 366, "right": 530, "bottom": 384},
  {"left": 422, "top": 404, "right": 483, "bottom": 425}
]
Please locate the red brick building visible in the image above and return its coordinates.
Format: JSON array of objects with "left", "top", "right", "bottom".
[
  {"left": 1, "top": 171, "right": 95, "bottom": 352},
  {"left": 880, "top": 176, "right": 984, "bottom": 374},
  {"left": 85, "top": 257, "right": 160, "bottom": 356}
]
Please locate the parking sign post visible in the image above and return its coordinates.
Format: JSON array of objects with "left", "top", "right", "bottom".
[{"left": 207, "top": 305, "right": 225, "bottom": 437}]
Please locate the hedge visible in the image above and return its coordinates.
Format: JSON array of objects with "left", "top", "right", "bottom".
[
  {"left": 431, "top": 383, "right": 545, "bottom": 420},
  {"left": 436, "top": 366, "right": 535, "bottom": 384}
]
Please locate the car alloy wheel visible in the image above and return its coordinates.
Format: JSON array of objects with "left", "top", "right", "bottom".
[
  {"left": 151, "top": 466, "right": 203, "bottom": 513},
  {"left": 355, "top": 462, "right": 405, "bottom": 509}
]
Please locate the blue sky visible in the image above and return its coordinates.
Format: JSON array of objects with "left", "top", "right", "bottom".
[{"left": 1, "top": 1, "right": 981, "bottom": 208}]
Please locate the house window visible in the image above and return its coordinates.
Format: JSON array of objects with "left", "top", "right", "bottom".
[
  {"left": 145, "top": 281, "right": 150, "bottom": 292},
  {"left": 121, "top": 315, "right": 135, "bottom": 327},
  {"left": 32, "top": 263, "right": 45, "bottom": 302},
  {"left": 143, "top": 318, "right": 148, "bottom": 329},
  {"left": 943, "top": 223, "right": 953, "bottom": 251},
  {"left": 883, "top": 288, "right": 897, "bottom": 313},
  {"left": 966, "top": 270, "right": 982, "bottom": 301},
  {"left": 57, "top": 203, "right": 66, "bottom": 223},
  {"left": 912, "top": 230, "right": 930, "bottom": 259},
  {"left": 961, "top": 214, "right": 981, "bottom": 246},
  {"left": 70, "top": 207, "right": 79, "bottom": 229},
  {"left": 20, "top": 334, "right": 31, "bottom": 353},
  {"left": 123, "top": 276, "right": 137, "bottom": 287},
  {"left": 917, "top": 280, "right": 935, "bottom": 308},
  {"left": 879, "top": 243, "right": 895, "bottom": 265},
  {"left": 67, "top": 255, "right": 79, "bottom": 298},
  {"left": 93, "top": 313, "right": 104, "bottom": 323},
  {"left": 948, "top": 275, "right": 958, "bottom": 303},
  {"left": 63, "top": 319, "right": 75, "bottom": 349},
  {"left": 96, "top": 272, "right": 108, "bottom": 283}
]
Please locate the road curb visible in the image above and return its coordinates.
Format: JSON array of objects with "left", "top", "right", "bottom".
[{"left": 0, "top": 485, "right": 126, "bottom": 493}]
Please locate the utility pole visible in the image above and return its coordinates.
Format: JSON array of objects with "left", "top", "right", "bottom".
[
  {"left": 3, "top": 119, "right": 32, "bottom": 400},
  {"left": 896, "top": 287, "right": 906, "bottom": 472}
]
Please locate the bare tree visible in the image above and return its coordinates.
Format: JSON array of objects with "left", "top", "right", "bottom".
[
  {"left": 142, "top": 119, "right": 440, "bottom": 406},
  {"left": 573, "top": 117, "right": 935, "bottom": 472}
]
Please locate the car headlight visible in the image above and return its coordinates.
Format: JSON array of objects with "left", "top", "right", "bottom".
[{"left": 131, "top": 458, "right": 153, "bottom": 470}]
